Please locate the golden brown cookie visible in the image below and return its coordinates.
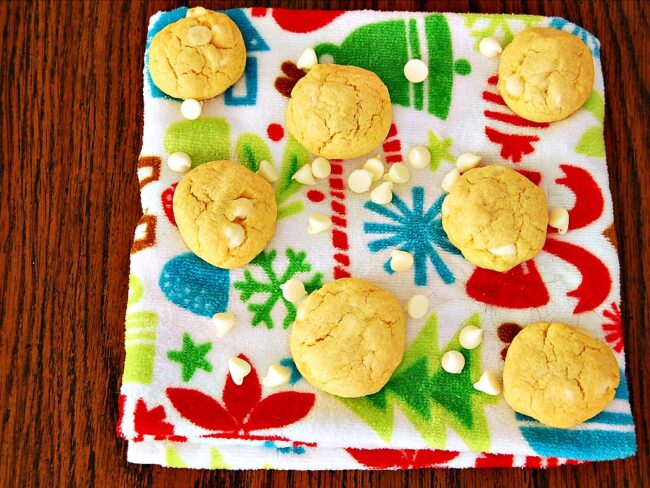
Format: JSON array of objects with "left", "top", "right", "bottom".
[
  {"left": 148, "top": 7, "right": 246, "bottom": 100},
  {"left": 173, "top": 160, "right": 276, "bottom": 268},
  {"left": 290, "top": 278, "right": 406, "bottom": 398},
  {"left": 442, "top": 164, "right": 548, "bottom": 272},
  {"left": 286, "top": 64, "right": 392, "bottom": 159},
  {"left": 503, "top": 322, "right": 619, "bottom": 428},
  {"left": 497, "top": 27, "right": 594, "bottom": 123}
]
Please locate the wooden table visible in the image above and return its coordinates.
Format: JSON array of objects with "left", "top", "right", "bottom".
[{"left": 1, "top": 0, "right": 647, "bottom": 486}]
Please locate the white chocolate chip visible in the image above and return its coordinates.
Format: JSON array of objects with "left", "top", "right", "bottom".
[
  {"left": 186, "top": 6, "right": 208, "bottom": 17},
  {"left": 307, "top": 213, "right": 332, "bottom": 234},
  {"left": 257, "top": 160, "right": 278, "bottom": 183},
  {"left": 370, "top": 181, "right": 393, "bottom": 205},
  {"left": 363, "top": 157, "right": 385, "bottom": 181},
  {"left": 296, "top": 48, "right": 318, "bottom": 70},
  {"left": 292, "top": 164, "right": 316, "bottom": 185},
  {"left": 224, "top": 223, "right": 245, "bottom": 249},
  {"left": 210, "top": 24, "right": 234, "bottom": 48},
  {"left": 228, "top": 357, "right": 252, "bottom": 386},
  {"left": 459, "top": 325, "right": 483, "bottom": 349},
  {"left": 280, "top": 278, "right": 306, "bottom": 304},
  {"left": 441, "top": 350, "right": 465, "bottom": 374},
  {"left": 506, "top": 75, "right": 524, "bottom": 97},
  {"left": 311, "top": 157, "right": 331, "bottom": 179},
  {"left": 188, "top": 25, "right": 212, "bottom": 46},
  {"left": 262, "top": 364, "right": 292, "bottom": 388},
  {"left": 549, "top": 208, "right": 570, "bottom": 234},
  {"left": 180, "top": 99, "right": 202, "bottom": 120},
  {"left": 555, "top": 93, "right": 563, "bottom": 106},
  {"left": 407, "top": 145, "right": 431, "bottom": 169},
  {"left": 348, "top": 169, "right": 373, "bottom": 193},
  {"left": 167, "top": 152, "right": 192, "bottom": 173},
  {"left": 488, "top": 243, "right": 516, "bottom": 256},
  {"left": 406, "top": 294, "right": 429, "bottom": 319},
  {"left": 385, "top": 163, "right": 410, "bottom": 184},
  {"left": 455, "top": 152, "right": 481, "bottom": 173},
  {"left": 390, "top": 249, "right": 414, "bottom": 272},
  {"left": 479, "top": 37, "right": 503, "bottom": 58},
  {"left": 441, "top": 168, "right": 460, "bottom": 192},
  {"left": 212, "top": 312, "right": 235, "bottom": 338},
  {"left": 473, "top": 371, "right": 501, "bottom": 395},
  {"left": 226, "top": 198, "right": 253, "bottom": 221},
  {"left": 296, "top": 300, "right": 308, "bottom": 320},
  {"left": 403, "top": 59, "right": 428, "bottom": 83}
]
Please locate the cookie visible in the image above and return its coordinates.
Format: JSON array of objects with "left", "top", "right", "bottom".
[
  {"left": 148, "top": 7, "right": 246, "bottom": 100},
  {"left": 286, "top": 64, "right": 392, "bottom": 159},
  {"left": 503, "top": 322, "right": 619, "bottom": 428},
  {"left": 290, "top": 278, "right": 406, "bottom": 398},
  {"left": 173, "top": 160, "right": 277, "bottom": 268},
  {"left": 497, "top": 27, "right": 594, "bottom": 123},
  {"left": 442, "top": 164, "right": 548, "bottom": 272}
]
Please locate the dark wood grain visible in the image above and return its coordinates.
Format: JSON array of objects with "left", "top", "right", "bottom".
[{"left": 1, "top": 0, "right": 647, "bottom": 486}]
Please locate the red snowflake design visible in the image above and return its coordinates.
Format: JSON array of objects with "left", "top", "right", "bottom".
[
  {"left": 601, "top": 301, "right": 624, "bottom": 353},
  {"left": 347, "top": 448, "right": 459, "bottom": 469},
  {"left": 166, "top": 354, "right": 316, "bottom": 441}
]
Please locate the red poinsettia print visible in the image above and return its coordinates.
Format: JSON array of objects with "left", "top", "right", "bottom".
[
  {"left": 347, "top": 448, "right": 459, "bottom": 469},
  {"left": 602, "top": 301, "right": 624, "bottom": 353},
  {"left": 161, "top": 182, "right": 177, "bottom": 227},
  {"left": 166, "top": 354, "right": 315, "bottom": 439}
]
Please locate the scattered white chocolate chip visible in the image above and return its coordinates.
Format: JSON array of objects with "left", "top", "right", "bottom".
[
  {"left": 228, "top": 357, "right": 252, "bottom": 386},
  {"left": 406, "top": 294, "right": 429, "bottom": 319},
  {"left": 505, "top": 75, "right": 524, "bottom": 97},
  {"left": 385, "top": 163, "right": 410, "bottom": 184},
  {"left": 186, "top": 6, "right": 208, "bottom": 17},
  {"left": 549, "top": 208, "right": 570, "bottom": 234},
  {"left": 459, "top": 325, "right": 483, "bottom": 350},
  {"left": 212, "top": 312, "right": 235, "bottom": 338},
  {"left": 363, "top": 157, "right": 385, "bottom": 181},
  {"left": 390, "top": 250, "right": 414, "bottom": 272},
  {"left": 262, "top": 364, "right": 292, "bottom": 388},
  {"left": 455, "top": 152, "right": 481, "bottom": 173},
  {"left": 403, "top": 59, "right": 428, "bottom": 83},
  {"left": 473, "top": 371, "right": 501, "bottom": 395},
  {"left": 441, "top": 168, "right": 460, "bottom": 192},
  {"left": 292, "top": 164, "right": 316, "bottom": 185},
  {"left": 441, "top": 350, "right": 465, "bottom": 374},
  {"left": 311, "top": 157, "right": 331, "bottom": 179},
  {"left": 180, "top": 99, "right": 202, "bottom": 120},
  {"left": 257, "top": 160, "right": 278, "bottom": 183},
  {"left": 307, "top": 213, "right": 332, "bottom": 234},
  {"left": 296, "top": 47, "right": 318, "bottom": 70},
  {"left": 224, "top": 223, "right": 245, "bottom": 249},
  {"left": 370, "top": 181, "right": 393, "bottom": 205},
  {"left": 280, "top": 278, "right": 306, "bottom": 304},
  {"left": 226, "top": 198, "right": 253, "bottom": 220},
  {"left": 488, "top": 243, "right": 517, "bottom": 256},
  {"left": 479, "top": 37, "right": 503, "bottom": 58},
  {"left": 347, "top": 169, "right": 373, "bottom": 193},
  {"left": 407, "top": 145, "right": 431, "bottom": 169},
  {"left": 188, "top": 25, "right": 212, "bottom": 46},
  {"left": 167, "top": 152, "right": 192, "bottom": 173}
]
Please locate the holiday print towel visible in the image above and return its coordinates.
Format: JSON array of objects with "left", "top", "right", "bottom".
[{"left": 118, "top": 7, "right": 637, "bottom": 470}]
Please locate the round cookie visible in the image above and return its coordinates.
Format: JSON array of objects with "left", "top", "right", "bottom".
[
  {"left": 497, "top": 27, "right": 594, "bottom": 123},
  {"left": 148, "top": 7, "right": 246, "bottom": 100},
  {"left": 290, "top": 278, "right": 406, "bottom": 398},
  {"left": 286, "top": 64, "right": 392, "bottom": 159},
  {"left": 503, "top": 322, "right": 619, "bottom": 428},
  {"left": 173, "top": 160, "right": 277, "bottom": 269},
  {"left": 442, "top": 164, "right": 548, "bottom": 272}
]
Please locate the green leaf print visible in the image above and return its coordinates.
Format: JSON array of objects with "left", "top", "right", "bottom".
[{"left": 235, "top": 133, "right": 273, "bottom": 172}]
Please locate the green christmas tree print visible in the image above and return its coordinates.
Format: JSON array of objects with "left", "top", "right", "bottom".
[
  {"left": 234, "top": 248, "right": 323, "bottom": 329},
  {"left": 463, "top": 14, "right": 542, "bottom": 51},
  {"left": 340, "top": 312, "right": 496, "bottom": 451}
]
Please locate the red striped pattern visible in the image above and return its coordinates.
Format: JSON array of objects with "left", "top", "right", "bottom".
[{"left": 329, "top": 160, "right": 351, "bottom": 279}]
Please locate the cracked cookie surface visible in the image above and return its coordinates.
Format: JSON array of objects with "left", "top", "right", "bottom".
[
  {"left": 497, "top": 27, "right": 594, "bottom": 123},
  {"left": 286, "top": 64, "right": 392, "bottom": 159},
  {"left": 148, "top": 9, "right": 246, "bottom": 100},
  {"left": 503, "top": 322, "right": 619, "bottom": 428},
  {"left": 290, "top": 278, "right": 406, "bottom": 398},
  {"left": 173, "top": 160, "right": 276, "bottom": 268},
  {"left": 442, "top": 164, "right": 548, "bottom": 272}
]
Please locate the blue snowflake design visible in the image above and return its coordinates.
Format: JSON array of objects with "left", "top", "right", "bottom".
[
  {"left": 549, "top": 17, "right": 600, "bottom": 58},
  {"left": 364, "top": 186, "right": 461, "bottom": 286},
  {"left": 262, "top": 441, "right": 306, "bottom": 455}
]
